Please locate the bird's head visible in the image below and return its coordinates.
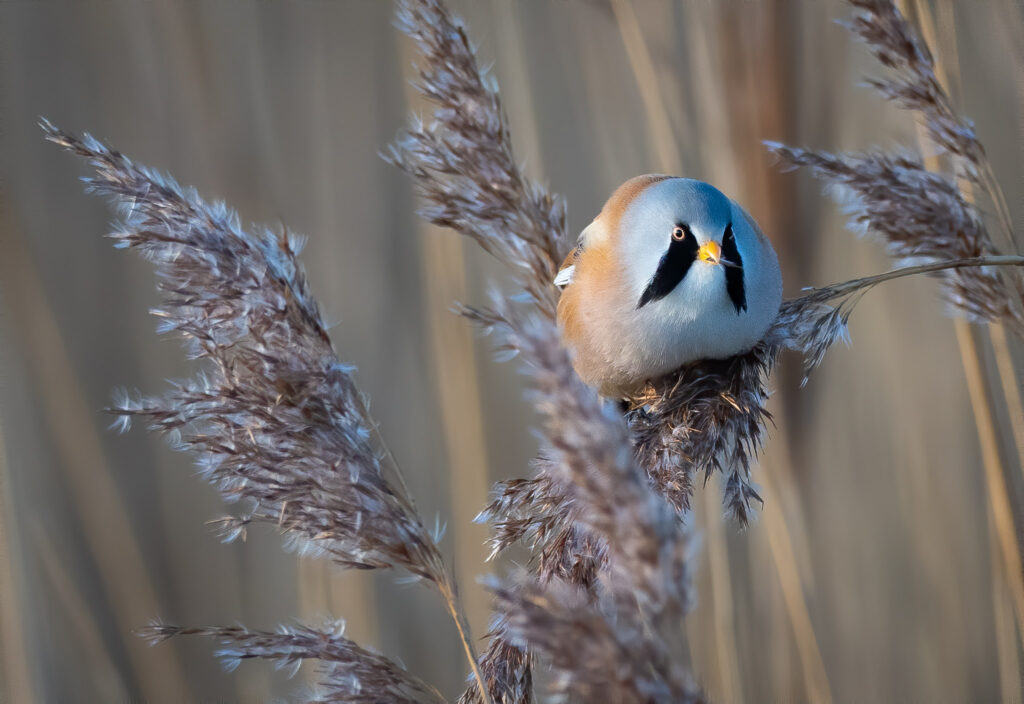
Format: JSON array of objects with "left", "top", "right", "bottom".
[{"left": 613, "top": 177, "right": 750, "bottom": 315}]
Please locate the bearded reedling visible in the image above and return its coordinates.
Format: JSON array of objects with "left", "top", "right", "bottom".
[{"left": 556, "top": 175, "right": 783, "bottom": 397}]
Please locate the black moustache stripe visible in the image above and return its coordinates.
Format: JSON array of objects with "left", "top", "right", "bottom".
[
  {"left": 637, "top": 226, "right": 699, "bottom": 308},
  {"left": 722, "top": 223, "right": 747, "bottom": 313}
]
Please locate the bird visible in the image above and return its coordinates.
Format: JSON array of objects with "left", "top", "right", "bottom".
[{"left": 555, "top": 174, "right": 782, "bottom": 398}]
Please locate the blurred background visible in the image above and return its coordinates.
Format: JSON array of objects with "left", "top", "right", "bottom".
[{"left": 2, "top": 1, "right": 1023, "bottom": 701}]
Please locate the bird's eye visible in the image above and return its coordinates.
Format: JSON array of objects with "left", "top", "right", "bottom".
[{"left": 639, "top": 224, "right": 700, "bottom": 308}]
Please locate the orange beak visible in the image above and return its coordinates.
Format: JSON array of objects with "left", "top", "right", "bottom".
[{"left": 697, "top": 241, "right": 721, "bottom": 265}]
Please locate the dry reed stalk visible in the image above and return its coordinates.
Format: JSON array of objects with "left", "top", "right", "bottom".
[
  {"left": 908, "top": 0, "right": 1024, "bottom": 647},
  {"left": 987, "top": 321, "right": 1024, "bottom": 482},
  {"left": 491, "top": 2, "right": 546, "bottom": 179},
  {"left": 756, "top": 462, "right": 832, "bottom": 704},
  {"left": 955, "top": 319, "right": 1024, "bottom": 642},
  {"left": 0, "top": 209, "right": 192, "bottom": 701},
  {"left": 746, "top": 408, "right": 825, "bottom": 695},
  {"left": 393, "top": 0, "right": 1024, "bottom": 699},
  {"left": 989, "top": 508, "right": 1023, "bottom": 704},
  {"left": 33, "top": 526, "right": 131, "bottom": 701},
  {"left": 398, "top": 27, "right": 493, "bottom": 637},
  {"left": 420, "top": 231, "right": 493, "bottom": 629},
  {"left": 391, "top": 31, "right": 495, "bottom": 642},
  {"left": 700, "top": 486, "right": 744, "bottom": 704},
  {"left": 609, "top": 0, "right": 683, "bottom": 176},
  {"left": 756, "top": 414, "right": 816, "bottom": 593},
  {"left": 764, "top": 560, "right": 798, "bottom": 701},
  {"left": 0, "top": 423, "right": 34, "bottom": 704},
  {"left": 43, "top": 121, "right": 491, "bottom": 704}
]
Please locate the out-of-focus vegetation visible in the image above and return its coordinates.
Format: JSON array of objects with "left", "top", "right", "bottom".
[{"left": 2, "top": 1, "right": 1023, "bottom": 701}]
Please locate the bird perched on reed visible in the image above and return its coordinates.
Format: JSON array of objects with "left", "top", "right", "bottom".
[{"left": 556, "top": 175, "right": 783, "bottom": 397}]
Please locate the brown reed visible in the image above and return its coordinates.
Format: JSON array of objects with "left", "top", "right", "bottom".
[
  {"left": 40, "top": 0, "right": 1024, "bottom": 701},
  {"left": 41, "top": 119, "right": 490, "bottom": 704},
  {"left": 768, "top": 0, "right": 1024, "bottom": 664}
]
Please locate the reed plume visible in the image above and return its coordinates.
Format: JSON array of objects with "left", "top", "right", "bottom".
[
  {"left": 139, "top": 621, "right": 446, "bottom": 704},
  {"left": 386, "top": 0, "right": 568, "bottom": 321},
  {"left": 767, "top": 0, "right": 1024, "bottom": 666},
  {"left": 478, "top": 302, "right": 702, "bottom": 703},
  {"left": 41, "top": 120, "right": 489, "bottom": 703},
  {"left": 390, "top": 0, "right": 699, "bottom": 695},
  {"left": 766, "top": 0, "right": 1024, "bottom": 333},
  {"left": 390, "top": 0, "right": 1024, "bottom": 700},
  {"left": 389, "top": 0, "right": 844, "bottom": 530},
  {"left": 844, "top": 0, "right": 983, "bottom": 170},
  {"left": 43, "top": 0, "right": 1024, "bottom": 701}
]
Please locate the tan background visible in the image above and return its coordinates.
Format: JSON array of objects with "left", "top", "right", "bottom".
[{"left": 2, "top": 1, "right": 1023, "bottom": 702}]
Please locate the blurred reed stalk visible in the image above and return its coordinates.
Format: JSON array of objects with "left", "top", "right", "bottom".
[
  {"left": 0, "top": 209, "right": 192, "bottom": 701},
  {"left": 0, "top": 417, "right": 34, "bottom": 703},
  {"left": 398, "top": 31, "right": 493, "bottom": 636},
  {"left": 914, "top": 1, "right": 1024, "bottom": 673},
  {"left": 33, "top": 522, "right": 129, "bottom": 700},
  {"left": 39, "top": 1, "right": 1024, "bottom": 701},
  {"left": 770, "top": 11, "right": 1024, "bottom": 686},
  {"left": 902, "top": 0, "right": 1024, "bottom": 658},
  {"left": 956, "top": 319, "right": 1024, "bottom": 702},
  {"left": 989, "top": 507, "right": 1024, "bottom": 703}
]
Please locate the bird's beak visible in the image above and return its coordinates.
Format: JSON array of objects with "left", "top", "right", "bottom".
[{"left": 697, "top": 241, "right": 721, "bottom": 265}]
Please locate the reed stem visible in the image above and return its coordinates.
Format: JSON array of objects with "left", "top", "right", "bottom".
[
  {"left": 353, "top": 392, "right": 490, "bottom": 704},
  {"left": 439, "top": 576, "right": 491, "bottom": 704},
  {"left": 905, "top": 1, "right": 1024, "bottom": 654},
  {"left": 799, "top": 255, "right": 1024, "bottom": 301},
  {"left": 759, "top": 465, "right": 833, "bottom": 704},
  {"left": 953, "top": 320, "right": 1024, "bottom": 641},
  {"left": 702, "top": 487, "right": 745, "bottom": 704}
]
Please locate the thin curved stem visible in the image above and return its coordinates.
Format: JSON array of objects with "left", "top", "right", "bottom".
[
  {"left": 439, "top": 576, "right": 492, "bottom": 704},
  {"left": 352, "top": 385, "right": 491, "bottom": 703},
  {"left": 796, "top": 255, "right": 1024, "bottom": 303}
]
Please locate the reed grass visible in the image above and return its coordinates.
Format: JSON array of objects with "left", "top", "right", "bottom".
[
  {"left": 35, "top": 0, "right": 1024, "bottom": 701},
  {"left": 989, "top": 508, "right": 1023, "bottom": 704},
  {"left": 773, "top": 3, "right": 1024, "bottom": 697},
  {"left": 0, "top": 207, "right": 192, "bottom": 702},
  {"left": 33, "top": 523, "right": 130, "bottom": 701},
  {"left": 0, "top": 421, "right": 34, "bottom": 704},
  {"left": 398, "top": 26, "right": 493, "bottom": 635},
  {"left": 41, "top": 118, "right": 491, "bottom": 704}
]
